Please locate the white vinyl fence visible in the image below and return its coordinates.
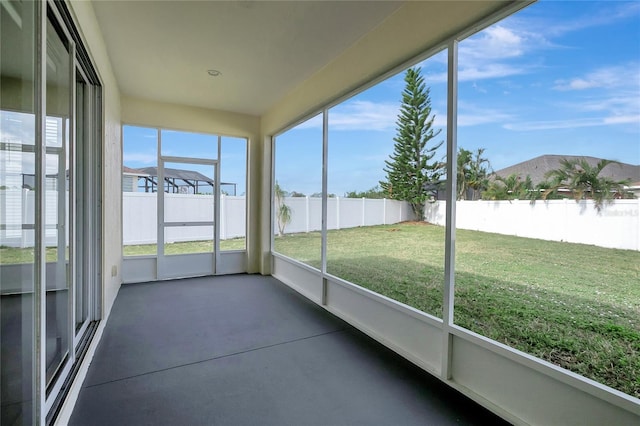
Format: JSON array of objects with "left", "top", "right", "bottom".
[
  {"left": 277, "top": 196, "right": 414, "bottom": 234},
  {"left": 4, "top": 191, "right": 636, "bottom": 250},
  {"left": 122, "top": 194, "right": 413, "bottom": 245},
  {"left": 122, "top": 193, "right": 247, "bottom": 245},
  {"left": 424, "top": 199, "right": 640, "bottom": 251}
]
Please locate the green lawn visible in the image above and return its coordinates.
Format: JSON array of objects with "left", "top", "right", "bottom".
[
  {"left": 0, "top": 239, "right": 246, "bottom": 263},
  {"left": 122, "top": 238, "right": 246, "bottom": 256},
  {"left": 274, "top": 223, "right": 640, "bottom": 398}
]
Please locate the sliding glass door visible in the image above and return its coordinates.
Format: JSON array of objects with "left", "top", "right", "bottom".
[{"left": 1, "top": 1, "right": 102, "bottom": 423}]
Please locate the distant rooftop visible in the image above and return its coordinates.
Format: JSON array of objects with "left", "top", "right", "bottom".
[
  {"left": 136, "top": 166, "right": 214, "bottom": 184},
  {"left": 493, "top": 155, "right": 640, "bottom": 185}
]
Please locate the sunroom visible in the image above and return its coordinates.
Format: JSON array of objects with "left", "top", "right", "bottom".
[{"left": 1, "top": 0, "right": 639, "bottom": 425}]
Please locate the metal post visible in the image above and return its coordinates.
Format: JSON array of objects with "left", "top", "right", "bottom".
[
  {"left": 321, "top": 110, "right": 329, "bottom": 304},
  {"left": 442, "top": 40, "right": 458, "bottom": 380}
]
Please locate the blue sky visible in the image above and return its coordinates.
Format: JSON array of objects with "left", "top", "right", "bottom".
[{"left": 275, "top": 0, "right": 640, "bottom": 196}]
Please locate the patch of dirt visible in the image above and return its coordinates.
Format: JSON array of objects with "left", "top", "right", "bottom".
[{"left": 387, "top": 228, "right": 401, "bottom": 232}]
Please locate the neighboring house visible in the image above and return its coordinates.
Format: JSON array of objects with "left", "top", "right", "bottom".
[
  {"left": 492, "top": 154, "right": 640, "bottom": 187},
  {"left": 122, "top": 166, "right": 147, "bottom": 192},
  {"left": 123, "top": 166, "right": 236, "bottom": 195}
]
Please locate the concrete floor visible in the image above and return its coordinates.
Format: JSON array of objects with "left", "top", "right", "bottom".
[{"left": 70, "top": 274, "right": 510, "bottom": 425}]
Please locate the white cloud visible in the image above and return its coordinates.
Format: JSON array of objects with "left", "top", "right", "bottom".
[
  {"left": 460, "top": 25, "right": 527, "bottom": 61},
  {"left": 553, "top": 64, "right": 640, "bottom": 91},
  {"left": 330, "top": 101, "right": 399, "bottom": 131},
  {"left": 295, "top": 101, "right": 401, "bottom": 132},
  {"left": 295, "top": 114, "right": 323, "bottom": 130},
  {"left": 457, "top": 102, "right": 515, "bottom": 127},
  {"left": 540, "top": 2, "right": 640, "bottom": 37},
  {"left": 503, "top": 114, "right": 640, "bottom": 131},
  {"left": 603, "top": 115, "right": 640, "bottom": 125}
]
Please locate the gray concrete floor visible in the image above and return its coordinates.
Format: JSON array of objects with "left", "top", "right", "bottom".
[{"left": 70, "top": 274, "right": 510, "bottom": 425}]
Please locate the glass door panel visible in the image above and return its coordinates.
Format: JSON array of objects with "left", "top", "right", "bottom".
[
  {"left": 44, "top": 17, "right": 71, "bottom": 386},
  {"left": 0, "top": 0, "right": 37, "bottom": 415},
  {"left": 0, "top": 33, "right": 37, "bottom": 426}
]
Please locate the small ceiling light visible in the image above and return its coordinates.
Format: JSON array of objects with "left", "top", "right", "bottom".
[{"left": 207, "top": 69, "right": 222, "bottom": 77}]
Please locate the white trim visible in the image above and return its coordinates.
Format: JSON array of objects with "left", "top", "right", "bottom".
[
  {"left": 54, "top": 316, "right": 109, "bottom": 426},
  {"left": 448, "top": 325, "right": 640, "bottom": 414},
  {"left": 321, "top": 109, "right": 329, "bottom": 304},
  {"left": 271, "top": 251, "right": 321, "bottom": 275},
  {"left": 324, "top": 272, "right": 444, "bottom": 329},
  {"left": 214, "top": 136, "right": 221, "bottom": 274}
]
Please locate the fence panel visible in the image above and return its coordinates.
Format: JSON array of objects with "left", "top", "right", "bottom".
[
  {"left": 5, "top": 193, "right": 635, "bottom": 250},
  {"left": 425, "top": 199, "right": 639, "bottom": 251}
]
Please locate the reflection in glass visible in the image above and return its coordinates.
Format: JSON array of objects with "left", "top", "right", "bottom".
[{"left": 1, "top": 0, "right": 36, "bottom": 422}]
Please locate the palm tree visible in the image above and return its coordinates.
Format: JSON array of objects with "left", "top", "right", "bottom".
[
  {"left": 467, "top": 148, "right": 491, "bottom": 200},
  {"left": 274, "top": 181, "right": 292, "bottom": 236},
  {"left": 543, "top": 158, "right": 632, "bottom": 211},
  {"left": 483, "top": 173, "right": 534, "bottom": 200},
  {"left": 457, "top": 147, "right": 491, "bottom": 200},
  {"left": 456, "top": 148, "right": 472, "bottom": 200}
]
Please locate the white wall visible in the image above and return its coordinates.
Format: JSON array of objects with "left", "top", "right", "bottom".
[{"left": 424, "top": 199, "right": 640, "bottom": 251}]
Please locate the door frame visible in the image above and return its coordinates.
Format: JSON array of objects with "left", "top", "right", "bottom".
[{"left": 156, "top": 155, "right": 220, "bottom": 280}]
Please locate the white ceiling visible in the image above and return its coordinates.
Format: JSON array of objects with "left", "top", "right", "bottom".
[{"left": 92, "top": 1, "right": 406, "bottom": 116}]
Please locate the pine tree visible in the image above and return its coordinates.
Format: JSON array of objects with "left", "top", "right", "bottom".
[{"left": 380, "top": 68, "right": 443, "bottom": 219}]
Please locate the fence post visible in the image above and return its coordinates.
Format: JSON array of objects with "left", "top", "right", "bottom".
[
  {"left": 336, "top": 196, "right": 340, "bottom": 230},
  {"left": 362, "top": 197, "right": 366, "bottom": 226},
  {"left": 220, "top": 194, "right": 226, "bottom": 240},
  {"left": 636, "top": 199, "right": 640, "bottom": 251},
  {"left": 306, "top": 196, "right": 310, "bottom": 232},
  {"left": 22, "top": 189, "right": 29, "bottom": 248},
  {"left": 383, "top": 198, "right": 387, "bottom": 225}
]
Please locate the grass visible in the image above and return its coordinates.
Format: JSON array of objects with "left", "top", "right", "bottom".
[
  {"left": 274, "top": 222, "right": 640, "bottom": 398},
  {"left": 0, "top": 246, "right": 62, "bottom": 264},
  {"left": 1, "top": 239, "right": 246, "bottom": 262},
  {"left": 122, "top": 238, "right": 246, "bottom": 256}
]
